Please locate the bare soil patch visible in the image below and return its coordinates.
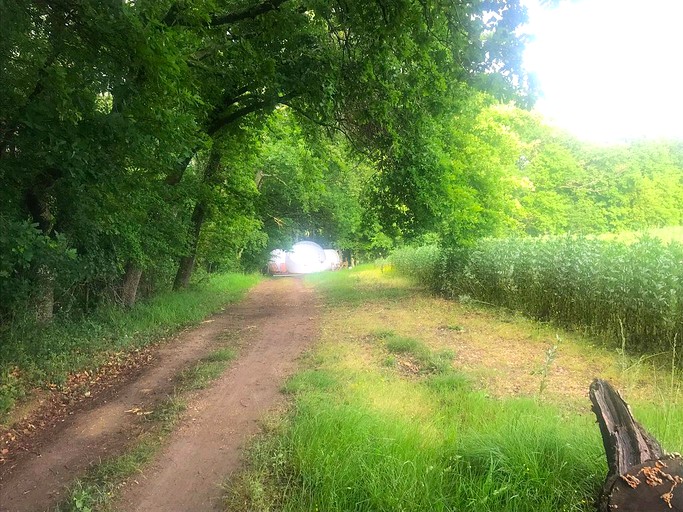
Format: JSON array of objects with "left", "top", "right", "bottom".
[{"left": 0, "top": 277, "right": 317, "bottom": 512}]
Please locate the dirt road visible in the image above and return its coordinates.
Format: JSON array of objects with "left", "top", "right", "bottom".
[{"left": 0, "top": 277, "right": 318, "bottom": 512}]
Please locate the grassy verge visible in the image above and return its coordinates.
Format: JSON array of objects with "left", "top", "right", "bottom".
[
  {"left": 0, "top": 272, "right": 260, "bottom": 419},
  {"left": 226, "top": 265, "right": 683, "bottom": 512}
]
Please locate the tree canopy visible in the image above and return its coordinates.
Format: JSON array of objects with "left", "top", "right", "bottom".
[
  {"left": 3, "top": 0, "right": 683, "bottom": 330},
  {"left": 0, "top": 0, "right": 531, "bottom": 322}
]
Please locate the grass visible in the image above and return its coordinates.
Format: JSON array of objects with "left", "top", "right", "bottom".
[
  {"left": 0, "top": 272, "right": 259, "bottom": 419},
  {"left": 304, "top": 267, "right": 417, "bottom": 307},
  {"left": 377, "top": 330, "right": 455, "bottom": 375},
  {"left": 178, "top": 347, "right": 238, "bottom": 390},
  {"left": 226, "top": 265, "right": 683, "bottom": 512}
]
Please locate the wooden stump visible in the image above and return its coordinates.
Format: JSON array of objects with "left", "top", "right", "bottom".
[
  {"left": 589, "top": 378, "right": 683, "bottom": 511},
  {"left": 608, "top": 458, "right": 683, "bottom": 511}
]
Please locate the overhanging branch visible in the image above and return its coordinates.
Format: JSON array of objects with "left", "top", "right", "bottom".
[
  {"left": 207, "top": 91, "right": 299, "bottom": 136},
  {"left": 281, "top": 101, "right": 372, "bottom": 158},
  {"left": 210, "top": 0, "right": 290, "bottom": 26},
  {"left": 166, "top": 0, "right": 291, "bottom": 27}
]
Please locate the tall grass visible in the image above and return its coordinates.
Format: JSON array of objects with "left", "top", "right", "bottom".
[
  {"left": 0, "top": 272, "right": 259, "bottom": 417},
  {"left": 391, "top": 237, "right": 683, "bottom": 360},
  {"left": 238, "top": 346, "right": 605, "bottom": 511}
]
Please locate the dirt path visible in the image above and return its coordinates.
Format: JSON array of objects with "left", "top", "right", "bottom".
[
  {"left": 117, "top": 277, "right": 317, "bottom": 511},
  {"left": 0, "top": 277, "right": 318, "bottom": 512}
]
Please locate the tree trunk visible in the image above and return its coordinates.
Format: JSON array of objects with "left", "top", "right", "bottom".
[
  {"left": 172, "top": 146, "right": 221, "bottom": 290},
  {"left": 173, "top": 254, "right": 196, "bottom": 290},
  {"left": 25, "top": 178, "right": 59, "bottom": 324},
  {"left": 34, "top": 265, "right": 54, "bottom": 324},
  {"left": 121, "top": 262, "right": 143, "bottom": 307},
  {"left": 173, "top": 201, "right": 206, "bottom": 290},
  {"left": 589, "top": 378, "right": 683, "bottom": 511}
]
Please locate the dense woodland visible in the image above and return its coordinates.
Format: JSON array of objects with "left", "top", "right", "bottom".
[{"left": 3, "top": 0, "right": 683, "bottom": 329}]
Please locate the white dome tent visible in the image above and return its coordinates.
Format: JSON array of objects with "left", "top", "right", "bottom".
[
  {"left": 322, "top": 249, "right": 341, "bottom": 270},
  {"left": 285, "top": 241, "right": 327, "bottom": 274},
  {"left": 267, "top": 241, "right": 344, "bottom": 275}
]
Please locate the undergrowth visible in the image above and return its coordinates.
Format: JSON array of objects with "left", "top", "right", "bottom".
[{"left": 0, "top": 272, "right": 259, "bottom": 419}]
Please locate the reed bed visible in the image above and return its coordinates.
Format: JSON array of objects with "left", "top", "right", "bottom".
[{"left": 390, "top": 237, "right": 683, "bottom": 358}]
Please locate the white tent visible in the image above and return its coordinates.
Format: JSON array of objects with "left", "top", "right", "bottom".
[
  {"left": 322, "top": 249, "right": 341, "bottom": 270},
  {"left": 285, "top": 241, "right": 327, "bottom": 274}
]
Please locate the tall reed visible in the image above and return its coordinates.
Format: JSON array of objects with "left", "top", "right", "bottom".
[{"left": 391, "top": 237, "right": 683, "bottom": 360}]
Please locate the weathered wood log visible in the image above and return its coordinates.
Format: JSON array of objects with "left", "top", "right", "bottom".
[{"left": 589, "top": 378, "right": 683, "bottom": 511}]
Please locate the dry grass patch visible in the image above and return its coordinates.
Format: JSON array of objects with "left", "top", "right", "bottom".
[{"left": 314, "top": 267, "right": 676, "bottom": 407}]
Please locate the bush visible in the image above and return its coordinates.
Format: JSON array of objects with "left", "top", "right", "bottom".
[{"left": 388, "top": 245, "right": 442, "bottom": 291}]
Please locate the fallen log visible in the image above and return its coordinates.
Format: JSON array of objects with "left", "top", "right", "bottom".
[{"left": 589, "top": 378, "right": 683, "bottom": 511}]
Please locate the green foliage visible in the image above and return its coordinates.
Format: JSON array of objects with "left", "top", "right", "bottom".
[
  {"left": 364, "top": 94, "right": 520, "bottom": 247},
  {"left": 3, "top": 0, "right": 531, "bottom": 319},
  {"left": 392, "top": 237, "right": 683, "bottom": 360},
  {"left": 361, "top": 97, "right": 683, "bottom": 247},
  {"left": 389, "top": 245, "right": 442, "bottom": 290},
  {"left": 480, "top": 105, "right": 683, "bottom": 236},
  {"left": 5, "top": 0, "right": 683, "bottom": 336},
  {"left": 246, "top": 111, "right": 371, "bottom": 262},
  {"left": 0, "top": 219, "right": 76, "bottom": 316}
]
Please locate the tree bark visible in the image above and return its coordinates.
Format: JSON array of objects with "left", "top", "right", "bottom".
[
  {"left": 24, "top": 173, "right": 59, "bottom": 324},
  {"left": 590, "top": 378, "right": 683, "bottom": 511},
  {"left": 121, "top": 262, "right": 143, "bottom": 307},
  {"left": 34, "top": 265, "right": 55, "bottom": 324},
  {"left": 172, "top": 145, "right": 224, "bottom": 290},
  {"left": 173, "top": 201, "right": 207, "bottom": 290},
  {"left": 173, "top": 254, "right": 197, "bottom": 291}
]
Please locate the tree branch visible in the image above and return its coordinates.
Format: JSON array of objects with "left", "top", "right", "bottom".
[
  {"left": 281, "top": 101, "right": 373, "bottom": 159},
  {"left": 210, "top": 0, "right": 289, "bottom": 26},
  {"left": 167, "top": 0, "right": 291, "bottom": 27},
  {"left": 207, "top": 92, "right": 299, "bottom": 136}
]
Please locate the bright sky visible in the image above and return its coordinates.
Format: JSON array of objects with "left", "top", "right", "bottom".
[{"left": 521, "top": 0, "right": 683, "bottom": 144}]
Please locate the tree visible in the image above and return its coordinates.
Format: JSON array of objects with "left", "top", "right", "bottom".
[
  {"left": 165, "top": 0, "right": 532, "bottom": 283},
  {"left": 1, "top": 0, "right": 532, "bottom": 320},
  {"left": 245, "top": 110, "right": 370, "bottom": 263}
]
